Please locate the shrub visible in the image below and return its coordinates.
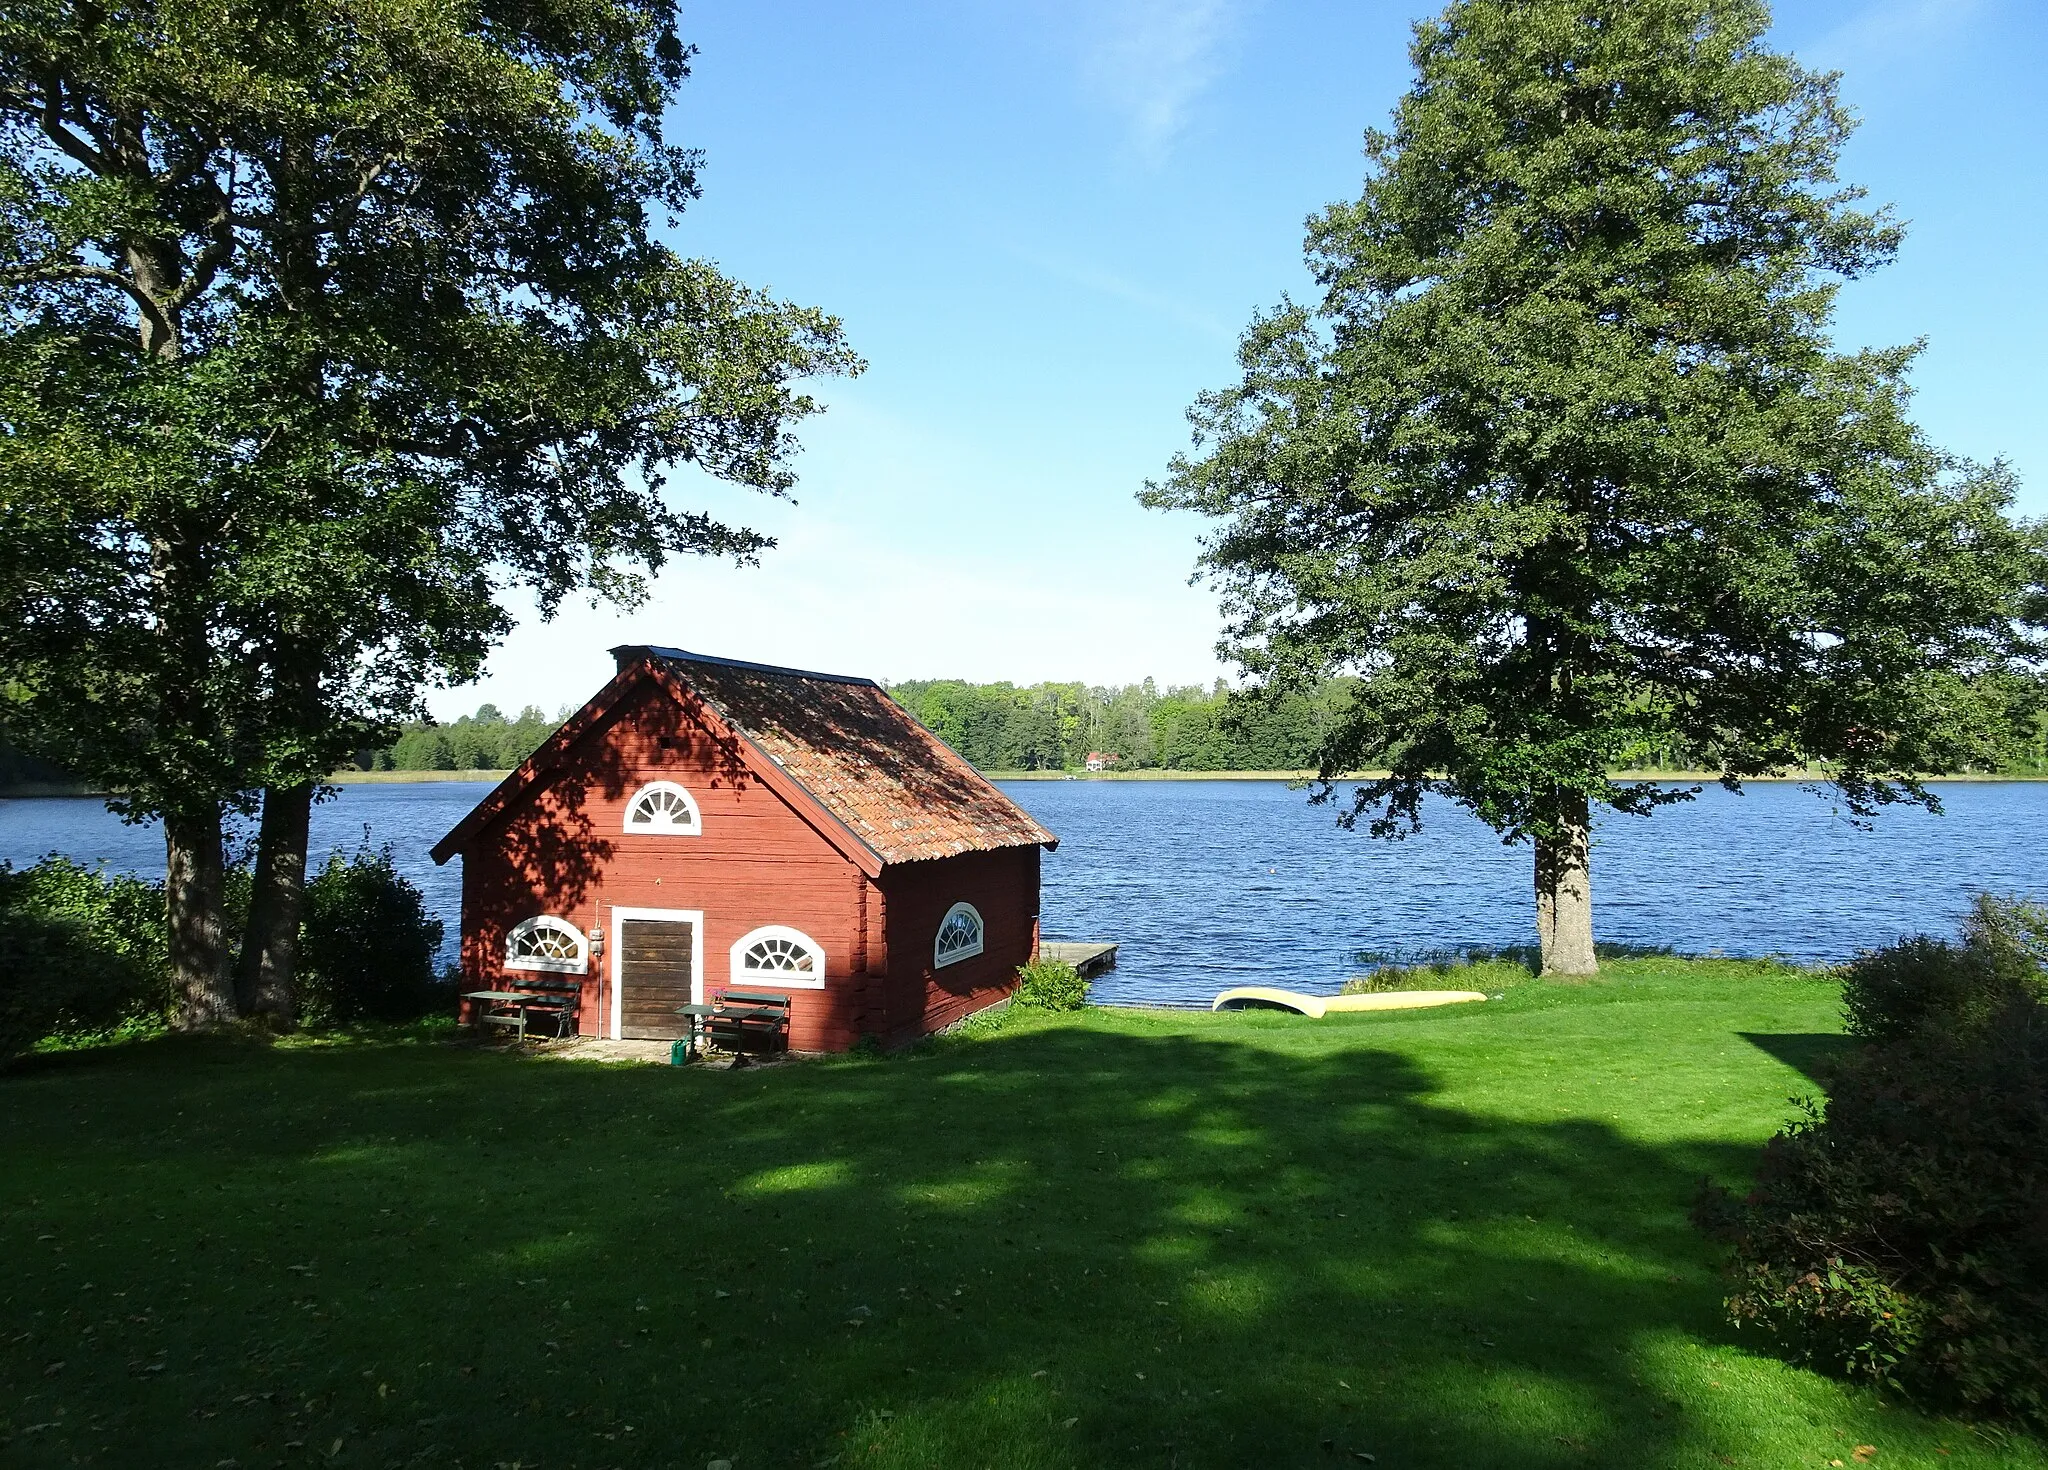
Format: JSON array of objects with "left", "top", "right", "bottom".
[
  {"left": 0, "top": 858, "right": 169, "bottom": 1061},
  {"left": 297, "top": 847, "right": 447, "bottom": 1023},
  {"left": 1697, "top": 897, "right": 2048, "bottom": 1425},
  {"left": 1013, "top": 957, "right": 1087, "bottom": 1012},
  {"left": 1839, "top": 893, "right": 2047, "bottom": 1044}
]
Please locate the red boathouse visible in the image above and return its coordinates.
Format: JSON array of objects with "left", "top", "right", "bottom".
[{"left": 430, "top": 647, "right": 1058, "bottom": 1051}]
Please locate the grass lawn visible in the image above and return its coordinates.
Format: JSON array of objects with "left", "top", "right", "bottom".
[{"left": 3, "top": 962, "right": 2038, "bottom": 1469}]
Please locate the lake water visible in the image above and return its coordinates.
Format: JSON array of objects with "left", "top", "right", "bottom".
[{"left": 2, "top": 779, "right": 2041, "bottom": 1008}]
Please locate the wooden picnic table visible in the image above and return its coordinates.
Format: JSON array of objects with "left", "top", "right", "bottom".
[
  {"left": 464, "top": 988, "right": 577, "bottom": 1042},
  {"left": 673, "top": 992, "right": 791, "bottom": 1059}
]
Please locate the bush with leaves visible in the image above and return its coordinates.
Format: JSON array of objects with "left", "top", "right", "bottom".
[
  {"left": 1839, "top": 894, "right": 2047, "bottom": 1044},
  {"left": 1012, "top": 958, "right": 1088, "bottom": 1012},
  {"left": 0, "top": 858, "right": 168, "bottom": 1060},
  {"left": 1697, "top": 897, "right": 2048, "bottom": 1425},
  {"left": 296, "top": 848, "right": 447, "bottom": 1024}
]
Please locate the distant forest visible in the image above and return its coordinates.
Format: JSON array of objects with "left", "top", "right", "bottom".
[
  {"left": 348, "top": 681, "right": 1349, "bottom": 773},
  {"left": 345, "top": 676, "right": 2048, "bottom": 777},
  {"left": 886, "top": 679, "right": 1346, "bottom": 771},
  {"left": 8, "top": 677, "right": 2046, "bottom": 785},
  {"left": 356, "top": 705, "right": 565, "bottom": 772}
]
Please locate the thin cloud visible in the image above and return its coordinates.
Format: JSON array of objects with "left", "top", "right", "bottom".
[
  {"left": 1003, "top": 240, "right": 1239, "bottom": 342},
  {"left": 1080, "top": 0, "right": 1243, "bottom": 162},
  {"left": 1806, "top": 0, "right": 1986, "bottom": 71}
]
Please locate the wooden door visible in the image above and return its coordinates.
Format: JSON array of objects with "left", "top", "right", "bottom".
[{"left": 620, "top": 918, "right": 694, "bottom": 1040}]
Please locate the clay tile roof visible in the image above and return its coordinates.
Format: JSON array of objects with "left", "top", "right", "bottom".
[{"left": 630, "top": 647, "right": 1057, "bottom": 866}]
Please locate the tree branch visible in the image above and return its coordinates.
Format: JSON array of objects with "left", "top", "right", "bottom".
[
  {"left": 164, "top": 171, "right": 239, "bottom": 313},
  {"left": 0, "top": 256, "right": 169, "bottom": 335},
  {"left": 30, "top": 75, "right": 111, "bottom": 173}
]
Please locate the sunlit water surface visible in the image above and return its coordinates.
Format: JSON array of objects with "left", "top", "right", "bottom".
[{"left": 2, "top": 778, "right": 2041, "bottom": 1008}]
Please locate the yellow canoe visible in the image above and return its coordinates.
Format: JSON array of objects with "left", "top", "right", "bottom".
[{"left": 1211, "top": 986, "right": 1488, "bottom": 1018}]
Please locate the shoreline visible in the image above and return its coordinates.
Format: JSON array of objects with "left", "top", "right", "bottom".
[
  {"left": 8, "top": 767, "right": 2043, "bottom": 800},
  {"left": 329, "top": 769, "right": 511, "bottom": 784},
  {"left": 981, "top": 768, "right": 2048, "bottom": 784}
]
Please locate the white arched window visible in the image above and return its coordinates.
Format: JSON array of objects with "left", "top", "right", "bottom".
[
  {"left": 624, "top": 780, "right": 701, "bottom": 835},
  {"left": 934, "top": 902, "right": 984, "bottom": 969},
  {"left": 506, "top": 915, "right": 588, "bottom": 974},
  {"left": 729, "top": 925, "right": 827, "bottom": 989}
]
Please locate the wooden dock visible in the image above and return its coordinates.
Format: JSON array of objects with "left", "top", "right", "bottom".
[{"left": 1040, "top": 940, "right": 1119, "bottom": 978}]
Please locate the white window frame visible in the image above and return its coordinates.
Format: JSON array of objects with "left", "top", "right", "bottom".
[
  {"left": 933, "top": 901, "right": 985, "bottom": 969},
  {"left": 505, "top": 915, "right": 589, "bottom": 975},
  {"left": 609, "top": 906, "right": 705, "bottom": 1041},
  {"left": 728, "top": 924, "right": 827, "bottom": 990},
  {"left": 622, "top": 779, "right": 703, "bottom": 836}
]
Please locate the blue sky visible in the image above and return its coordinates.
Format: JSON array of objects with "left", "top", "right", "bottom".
[{"left": 443, "top": 0, "right": 2048, "bottom": 719}]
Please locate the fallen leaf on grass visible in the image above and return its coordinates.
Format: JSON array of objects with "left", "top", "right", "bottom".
[
  {"left": 43, "top": 1361, "right": 64, "bottom": 1376},
  {"left": 1060, "top": 1417, "right": 1079, "bottom": 1429},
  {"left": 1853, "top": 1450, "right": 1877, "bottom": 1463}
]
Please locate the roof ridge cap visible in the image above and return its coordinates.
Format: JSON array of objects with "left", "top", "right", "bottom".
[{"left": 613, "top": 644, "right": 878, "bottom": 688}]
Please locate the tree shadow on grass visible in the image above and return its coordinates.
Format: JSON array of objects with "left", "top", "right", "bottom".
[
  {"left": 1738, "top": 1031, "right": 1855, "bottom": 1088},
  {"left": 0, "top": 1022, "right": 2026, "bottom": 1470}
]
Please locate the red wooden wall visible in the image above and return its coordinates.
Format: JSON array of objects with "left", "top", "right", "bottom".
[
  {"left": 880, "top": 845, "right": 1042, "bottom": 1039},
  {"left": 455, "top": 675, "right": 1041, "bottom": 1051}
]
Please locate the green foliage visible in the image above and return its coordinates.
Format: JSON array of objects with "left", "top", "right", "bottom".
[
  {"left": 0, "top": 736, "right": 73, "bottom": 789},
  {"left": 1143, "top": 0, "right": 2046, "bottom": 901},
  {"left": 886, "top": 677, "right": 1350, "bottom": 772},
  {"left": 0, "top": 0, "right": 857, "bottom": 1017},
  {"left": 1700, "top": 898, "right": 2048, "bottom": 1424},
  {"left": 0, "top": 858, "right": 167, "bottom": 1060},
  {"left": 1838, "top": 894, "right": 2048, "bottom": 1045},
  {"left": 1011, "top": 957, "right": 1088, "bottom": 1012},
  {"left": 369, "top": 704, "right": 561, "bottom": 773},
  {"left": 0, "top": 845, "right": 446, "bottom": 1051},
  {"left": 296, "top": 848, "right": 447, "bottom": 1025}
]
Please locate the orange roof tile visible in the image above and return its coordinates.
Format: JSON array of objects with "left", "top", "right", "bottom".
[{"left": 636, "top": 648, "right": 1057, "bottom": 866}]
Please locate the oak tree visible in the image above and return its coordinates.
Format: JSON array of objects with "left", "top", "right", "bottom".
[{"left": 0, "top": 1, "right": 857, "bottom": 1022}]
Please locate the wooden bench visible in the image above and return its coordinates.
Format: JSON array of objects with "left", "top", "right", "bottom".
[
  {"left": 464, "top": 978, "right": 582, "bottom": 1041},
  {"left": 703, "top": 989, "right": 791, "bottom": 1056}
]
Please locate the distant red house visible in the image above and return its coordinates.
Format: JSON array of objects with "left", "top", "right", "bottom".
[
  {"left": 1084, "top": 752, "right": 1119, "bottom": 772},
  {"left": 430, "top": 647, "right": 1058, "bottom": 1051}
]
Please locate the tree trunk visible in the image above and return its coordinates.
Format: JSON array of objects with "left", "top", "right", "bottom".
[
  {"left": 166, "top": 807, "right": 236, "bottom": 1027},
  {"left": 235, "top": 781, "right": 313, "bottom": 1028},
  {"left": 1534, "top": 792, "right": 1597, "bottom": 977}
]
